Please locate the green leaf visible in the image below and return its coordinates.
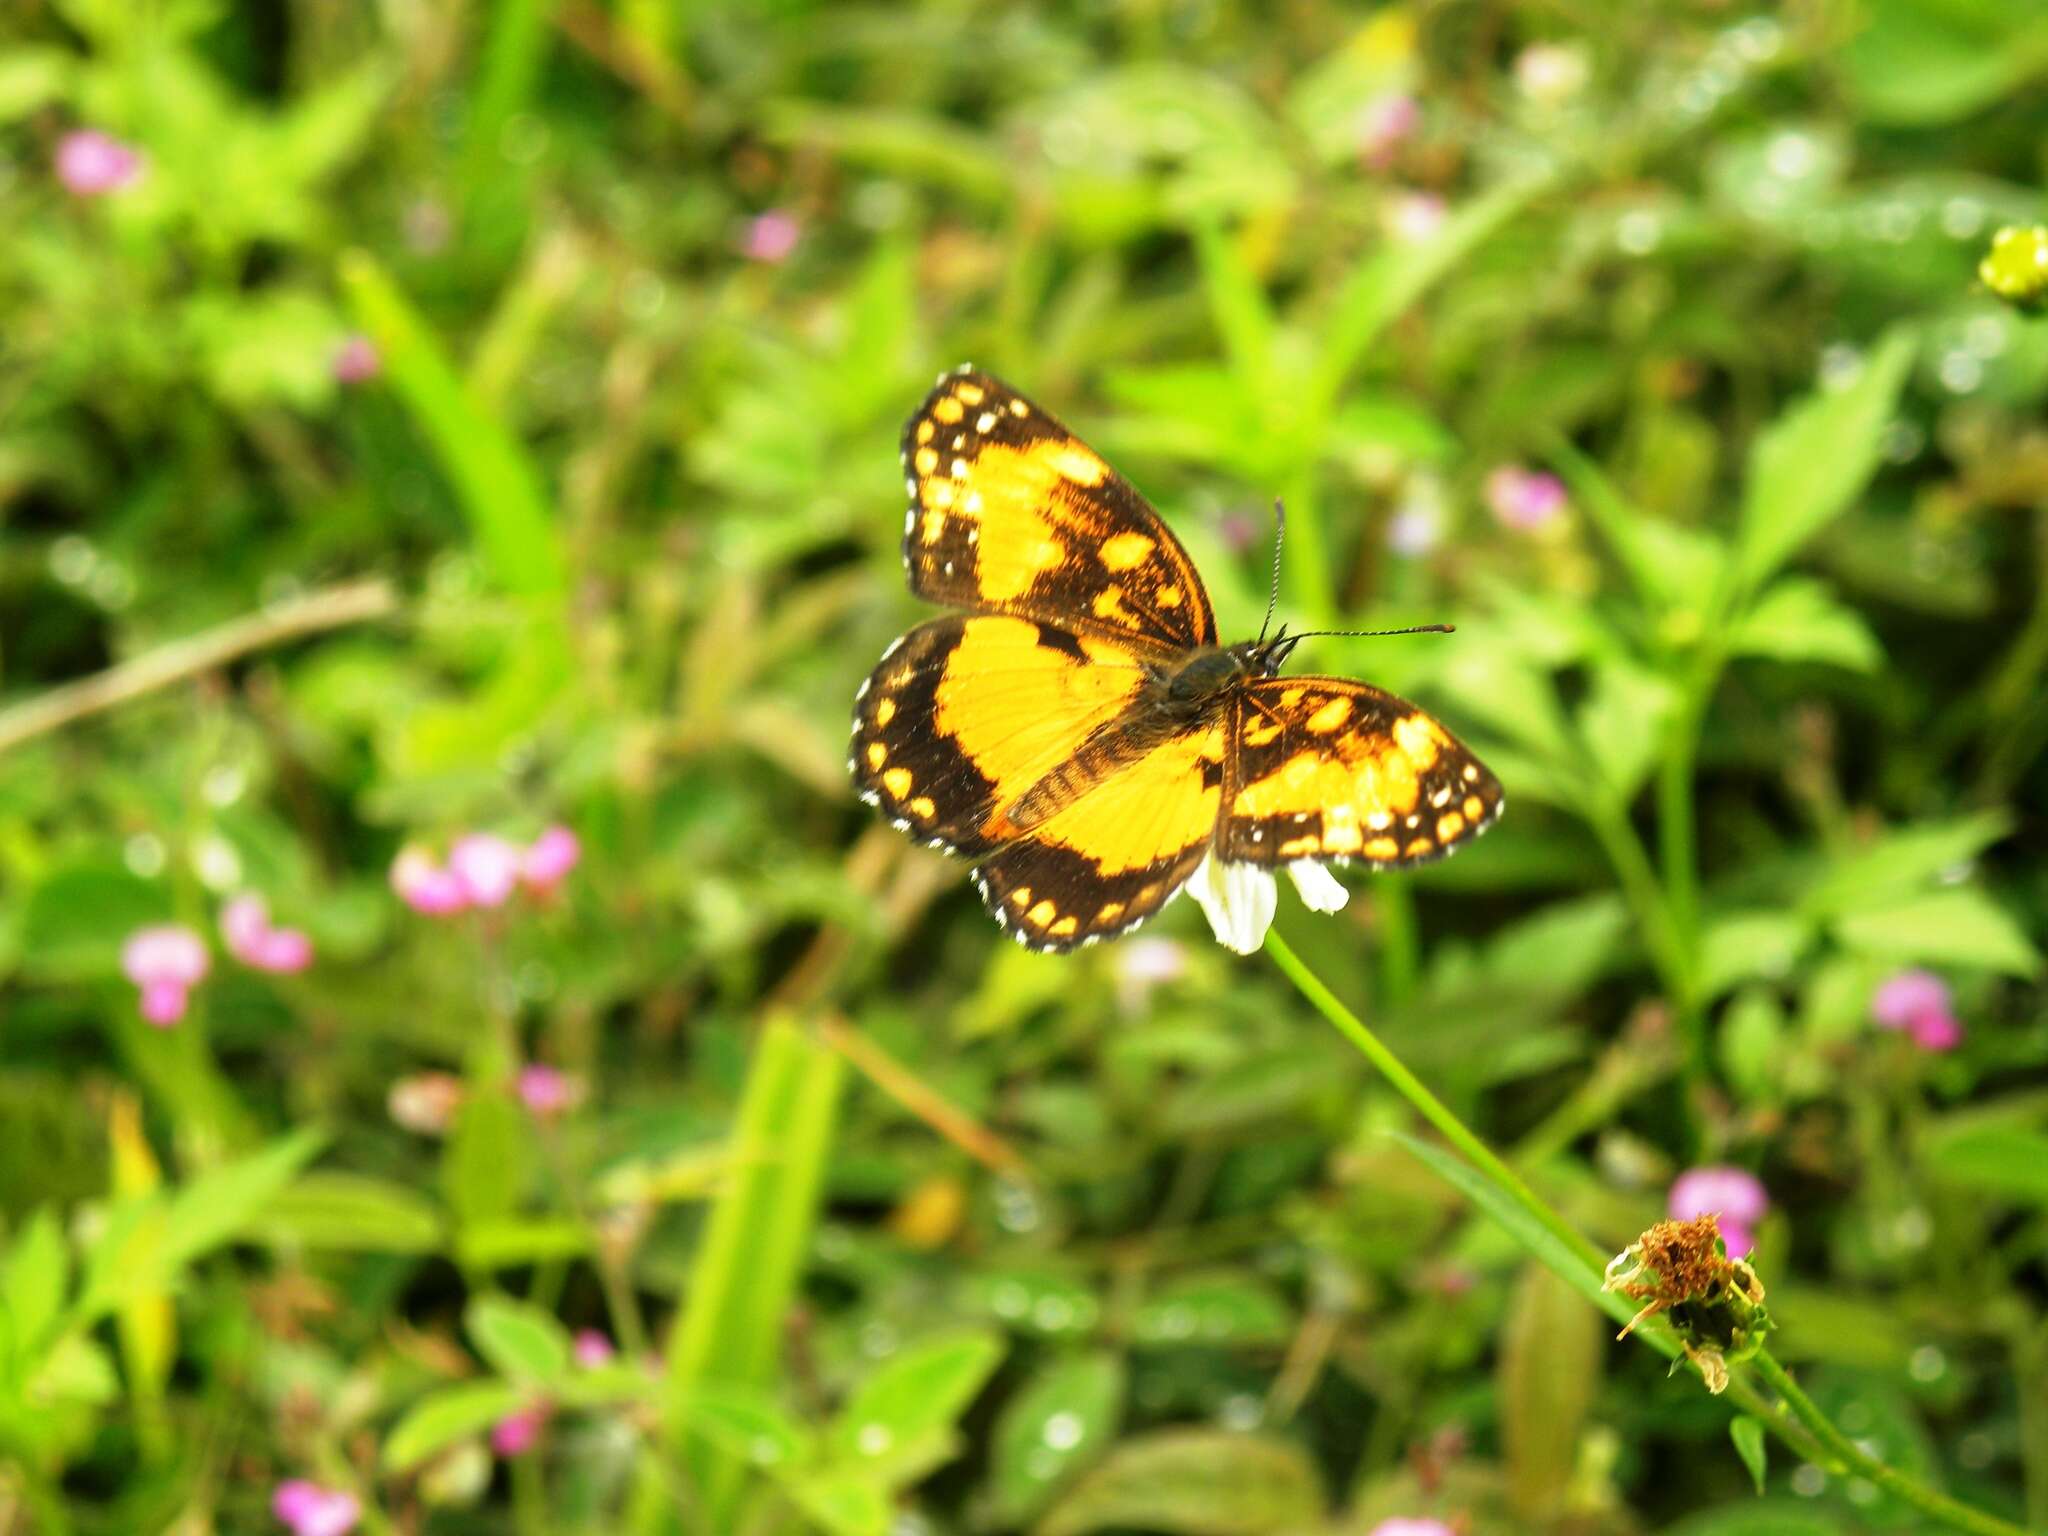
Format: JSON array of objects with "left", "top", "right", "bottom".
[
  {"left": 466, "top": 1294, "right": 573, "bottom": 1385},
  {"left": 337, "top": 249, "right": 567, "bottom": 603},
  {"left": 665, "top": 1021, "right": 845, "bottom": 1527},
  {"left": 1575, "top": 657, "right": 1677, "bottom": 801},
  {"left": 263, "top": 1173, "right": 445, "bottom": 1254},
  {"left": 152, "top": 1130, "right": 324, "bottom": 1280},
  {"left": 1699, "top": 911, "right": 1811, "bottom": 1002},
  {"left": 1800, "top": 813, "right": 2014, "bottom": 920},
  {"left": 1730, "top": 1414, "right": 1769, "bottom": 1494},
  {"left": 443, "top": 1091, "right": 530, "bottom": 1230},
  {"left": 788, "top": 1467, "right": 892, "bottom": 1536},
  {"left": 0, "top": 48, "right": 72, "bottom": 122},
  {"left": 1307, "top": 171, "right": 1554, "bottom": 420},
  {"left": 1661, "top": 1503, "right": 1842, "bottom": 1536},
  {"left": 1500, "top": 1261, "right": 1602, "bottom": 1518},
  {"left": 0, "top": 1210, "right": 68, "bottom": 1379},
  {"left": 1130, "top": 1275, "right": 1291, "bottom": 1348},
  {"left": 1718, "top": 987, "right": 1789, "bottom": 1104},
  {"left": 1192, "top": 222, "right": 1278, "bottom": 394},
  {"left": 1735, "top": 328, "right": 1915, "bottom": 594},
  {"left": 383, "top": 1379, "right": 530, "bottom": 1473},
  {"left": 675, "top": 1384, "right": 815, "bottom": 1470},
  {"left": 455, "top": 1218, "right": 591, "bottom": 1270},
  {"left": 1729, "top": 577, "right": 1884, "bottom": 671},
  {"left": 829, "top": 1328, "right": 1005, "bottom": 1464},
  {"left": 1034, "top": 1429, "right": 1322, "bottom": 1536},
  {"left": 1840, "top": 0, "right": 2048, "bottom": 126},
  {"left": 1832, "top": 890, "right": 2041, "bottom": 976},
  {"left": 1922, "top": 1128, "right": 2048, "bottom": 1204},
  {"left": 990, "top": 1352, "right": 1125, "bottom": 1524}
]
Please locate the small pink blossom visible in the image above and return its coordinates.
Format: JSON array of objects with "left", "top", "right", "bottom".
[
  {"left": 1384, "top": 191, "right": 1447, "bottom": 244},
  {"left": 121, "top": 925, "right": 209, "bottom": 1027},
  {"left": 220, "top": 894, "right": 314, "bottom": 974},
  {"left": 55, "top": 130, "right": 145, "bottom": 196},
  {"left": 516, "top": 1064, "right": 581, "bottom": 1118},
  {"left": 491, "top": 1405, "right": 546, "bottom": 1457},
  {"left": 272, "top": 1480, "right": 361, "bottom": 1536},
  {"left": 520, "top": 824, "right": 581, "bottom": 894},
  {"left": 388, "top": 1072, "right": 466, "bottom": 1136},
  {"left": 331, "top": 335, "right": 380, "bottom": 385},
  {"left": 1669, "top": 1165, "right": 1769, "bottom": 1258},
  {"left": 1484, "top": 465, "right": 1567, "bottom": 531},
  {"left": 391, "top": 846, "right": 469, "bottom": 916},
  {"left": 448, "top": 833, "right": 522, "bottom": 908},
  {"left": 1368, "top": 1521, "right": 1456, "bottom": 1536},
  {"left": 573, "top": 1329, "right": 616, "bottom": 1368},
  {"left": 742, "top": 210, "right": 800, "bottom": 264},
  {"left": 1871, "top": 968, "right": 1964, "bottom": 1051},
  {"left": 1357, "top": 94, "right": 1420, "bottom": 170},
  {"left": 1114, "top": 936, "right": 1188, "bottom": 1014}
]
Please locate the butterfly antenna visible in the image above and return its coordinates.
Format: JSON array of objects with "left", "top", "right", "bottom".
[
  {"left": 1287, "top": 623, "right": 1457, "bottom": 640},
  {"left": 1256, "top": 498, "right": 1285, "bottom": 645}
]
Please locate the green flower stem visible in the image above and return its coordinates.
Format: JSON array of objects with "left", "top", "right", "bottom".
[
  {"left": 1264, "top": 930, "right": 2026, "bottom": 1536},
  {"left": 1750, "top": 1353, "right": 2031, "bottom": 1536}
]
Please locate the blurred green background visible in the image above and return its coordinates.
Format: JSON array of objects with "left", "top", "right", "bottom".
[{"left": 3, "top": 0, "right": 2048, "bottom": 1532}]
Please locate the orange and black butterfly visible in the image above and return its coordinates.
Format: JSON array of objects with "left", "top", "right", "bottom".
[{"left": 850, "top": 366, "right": 1503, "bottom": 951}]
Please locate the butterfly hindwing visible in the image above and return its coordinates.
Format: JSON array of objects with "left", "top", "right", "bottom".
[
  {"left": 850, "top": 613, "right": 1154, "bottom": 858},
  {"left": 971, "top": 716, "right": 1228, "bottom": 951},
  {"left": 1217, "top": 677, "right": 1504, "bottom": 867},
  {"left": 900, "top": 367, "right": 1217, "bottom": 654}
]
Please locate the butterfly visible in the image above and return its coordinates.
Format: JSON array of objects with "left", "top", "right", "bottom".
[{"left": 850, "top": 366, "right": 1504, "bottom": 952}]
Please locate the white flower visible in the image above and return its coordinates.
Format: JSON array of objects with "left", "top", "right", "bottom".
[
  {"left": 1287, "top": 860, "right": 1351, "bottom": 914},
  {"left": 1186, "top": 855, "right": 1351, "bottom": 954}
]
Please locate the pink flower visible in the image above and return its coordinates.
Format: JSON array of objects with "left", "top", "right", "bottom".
[
  {"left": 1669, "top": 1165, "right": 1769, "bottom": 1258},
  {"left": 1357, "top": 94, "right": 1420, "bottom": 170},
  {"left": 331, "top": 335, "right": 380, "bottom": 385},
  {"left": 1484, "top": 465, "right": 1567, "bottom": 531},
  {"left": 491, "top": 1405, "right": 546, "bottom": 1457},
  {"left": 573, "top": 1329, "right": 616, "bottom": 1368},
  {"left": 1385, "top": 191, "right": 1447, "bottom": 244},
  {"left": 1872, "top": 968, "right": 1964, "bottom": 1051},
  {"left": 55, "top": 130, "right": 145, "bottom": 196},
  {"left": 220, "top": 894, "right": 314, "bottom": 974},
  {"left": 1368, "top": 1521, "right": 1455, "bottom": 1536},
  {"left": 388, "top": 1072, "right": 466, "bottom": 1136},
  {"left": 520, "top": 824, "right": 581, "bottom": 894},
  {"left": 391, "top": 846, "right": 469, "bottom": 916},
  {"left": 742, "top": 210, "right": 800, "bottom": 263},
  {"left": 272, "top": 1480, "right": 361, "bottom": 1536},
  {"left": 448, "top": 833, "right": 522, "bottom": 908},
  {"left": 120, "top": 925, "right": 209, "bottom": 1027},
  {"left": 517, "top": 1064, "right": 581, "bottom": 1118}
]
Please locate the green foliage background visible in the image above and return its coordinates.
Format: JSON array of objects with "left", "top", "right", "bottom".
[{"left": 2, "top": 0, "right": 2047, "bottom": 1532}]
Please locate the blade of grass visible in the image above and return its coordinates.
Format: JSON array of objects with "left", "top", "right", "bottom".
[
  {"left": 337, "top": 250, "right": 569, "bottom": 605},
  {"left": 661, "top": 1018, "right": 844, "bottom": 1530}
]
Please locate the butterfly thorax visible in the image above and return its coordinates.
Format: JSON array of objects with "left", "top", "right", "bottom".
[{"left": 1152, "top": 636, "right": 1296, "bottom": 720}]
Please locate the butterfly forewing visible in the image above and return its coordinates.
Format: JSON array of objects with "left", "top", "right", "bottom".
[
  {"left": 1217, "top": 677, "right": 1503, "bottom": 867},
  {"left": 899, "top": 367, "right": 1217, "bottom": 653}
]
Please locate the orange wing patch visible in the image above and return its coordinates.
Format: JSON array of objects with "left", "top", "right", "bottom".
[
  {"left": 1218, "top": 678, "right": 1503, "bottom": 867},
  {"left": 971, "top": 720, "right": 1226, "bottom": 950},
  {"left": 851, "top": 614, "right": 1150, "bottom": 858},
  {"left": 900, "top": 367, "right": 1216, "bottom": 654}
]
